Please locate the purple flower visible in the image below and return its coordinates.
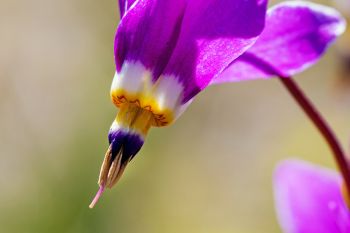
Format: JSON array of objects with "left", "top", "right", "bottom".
[
  {"left": 274, "top": 159, "right": 350, "bottom": 233},
  {"left": 90, "top": 0, "right": 345, "bottom": 207}
]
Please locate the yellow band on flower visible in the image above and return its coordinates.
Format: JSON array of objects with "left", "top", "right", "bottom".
[
  {"left": 111, "top": 89, "right": 175, "bottom": 127},
  {"left": 115, "top": 102, "right": 153, "bottom": 136}
]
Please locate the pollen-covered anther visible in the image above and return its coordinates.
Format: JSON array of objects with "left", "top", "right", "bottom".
[
  {"left": 89, "top": 145, "right": 131, "bottom": 209},
  {"left": 98, "top": 145, "right": 126, "bottom": 189}
]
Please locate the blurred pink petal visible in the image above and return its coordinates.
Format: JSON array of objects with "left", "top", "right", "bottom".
[{"left": 274, "top": 159, "right": 350, "bottom": 233}]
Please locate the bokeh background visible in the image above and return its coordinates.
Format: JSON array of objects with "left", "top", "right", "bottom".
[{"left": 1, "top": 0, "right": 349, "bottom": 232}]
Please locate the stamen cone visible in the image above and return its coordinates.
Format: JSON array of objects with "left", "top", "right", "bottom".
[
  {"left": 97, "top": 145, "right": 127, "bottom": 189},
  {"left": 90, "top": 104, "right": 152, "bottom": 208}
]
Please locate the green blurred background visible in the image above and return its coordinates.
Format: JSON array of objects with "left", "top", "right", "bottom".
[{"left": 0, "top": 0, "right": 349, "bottom": 232}]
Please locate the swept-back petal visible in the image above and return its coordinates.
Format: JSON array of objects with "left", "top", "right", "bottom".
[
  {"left": 212, "top": 1, "right": 346, "bottom": 84},
  {"left": 274, "top": 159, "right": 350, "bottom": 233},
  {"left": 162, "top": 0, "right": 267, "bottom": 102},
  {"left": 118, "top": 0, "right": 137, "bottom": 18},
  {"left": 115, "top": 0, "right": 187, "bottom": 73},
  {"left": 115, "top": 0, "right": 267, "bottom": 103}
]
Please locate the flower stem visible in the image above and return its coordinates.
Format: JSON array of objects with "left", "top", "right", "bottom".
[{"left": 279, "top": 77, "right": 350, "bottom": 194}]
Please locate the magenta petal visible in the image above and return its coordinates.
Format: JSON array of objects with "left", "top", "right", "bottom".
[
  {"left": 212, "top": 1, "right": 346, "bottom": 84},
  {"left": 115, "top": 0, "right": 187, "bottom": 73},
  {"left": 274, "top": 160, "right": 350, "bottom": 233},
  {"left": 115, "top": 0, "right": 267, "bottom": 103},
  {"left": 163, "top": 0, "right": 267, "bottom": 101},
  {"left": 118, "top": 0, "right": 137, "bottom": 18}
]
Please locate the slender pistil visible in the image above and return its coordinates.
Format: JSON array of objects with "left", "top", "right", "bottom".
[
  {"left": 89, "top": 185, "right": 105, "bottom": 208},
  {"left": 278, "top": 77, "right": 350, "bottom": 197}
]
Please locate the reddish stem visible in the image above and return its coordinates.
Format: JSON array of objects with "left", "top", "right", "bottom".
[{"left": 279, "top": 77, "right": 350, "bottom": 193}]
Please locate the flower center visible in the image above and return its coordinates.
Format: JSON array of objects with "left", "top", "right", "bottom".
[
  {"left": 115, "top": 102, "right": 154, "bottom": 136},
  {"left": 110, "top": 61, "right": 184, "bottom": 127},
  {"left": 111, "top": 91, "right": 174, "bottom": 127}
]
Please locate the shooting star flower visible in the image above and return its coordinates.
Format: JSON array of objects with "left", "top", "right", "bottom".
[{"left": 89, "top": 0, "right": 345, "bottom": 208}]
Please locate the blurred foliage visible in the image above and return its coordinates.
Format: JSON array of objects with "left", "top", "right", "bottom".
[{"left": 0, "top": 0, "right": 349, "bottom": 233}]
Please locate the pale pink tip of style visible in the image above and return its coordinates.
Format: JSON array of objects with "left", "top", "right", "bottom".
[{"left": 89, "top": 185, "right": 105, "bottom": 209}]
